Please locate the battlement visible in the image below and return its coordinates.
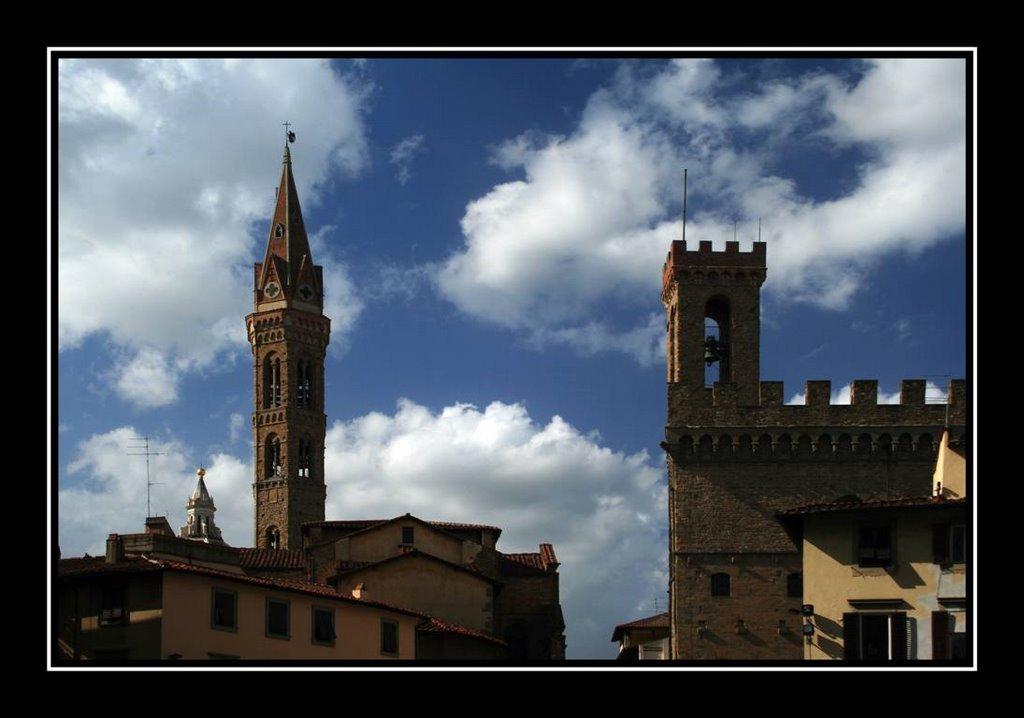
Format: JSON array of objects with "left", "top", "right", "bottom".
[
  {"left": 667, "top": 378, "right": 967, "bottom": 437},
  {"left": 662, "top": 240, "right": 767, "bottom": 293}
]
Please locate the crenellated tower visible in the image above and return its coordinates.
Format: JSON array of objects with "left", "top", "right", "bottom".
[
  {"left": 661, "top": 239, "right": 966, "bottom": 660},
  {"left": 247, "top": 143, "right": 330, "bottom": 551}
]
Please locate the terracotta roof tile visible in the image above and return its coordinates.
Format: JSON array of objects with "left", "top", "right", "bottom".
[
  {"left": 59, "top": 555, "right": 160, "bottom": 577},
  {"left": 417, "top": 618, "right": 507, "bottom": 646},
  {"left": 500, "top": 544, "right": 559, "bottom": 576},
  {"left": 780, "top": 496, "right": 967, "bottom": 516},
  {"left": 304, "top": 517, "right": 502, "bottom": 536},
  {"left": 238, "top": 547, "right": 305, "bottom": 570},
  {"left": 611, "top": 612, "right": 670, "bottom": 641}
]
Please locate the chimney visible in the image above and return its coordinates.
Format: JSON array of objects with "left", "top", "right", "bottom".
[
  {"left": 351, "top": 582, "right": 367, "bottom": 600},
  {"left": 105, "top": 534, "right": 123, "bottom": 564}
]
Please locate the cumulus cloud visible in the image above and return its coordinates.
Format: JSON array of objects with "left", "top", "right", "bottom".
[
  {"left": 323, "top": 398, "right": 667, "bottom": 659},
  {"left": 57, "top": 59, "right": 372, "bottom": 408},
  {"left": 59, "top": 426, "right": 254, "bottom": 556},
  {"left": 58, "top": 400, "right": 666, "bottom": 659},
  {"left": 435, "top": 58, "right": 966, "bottom": 362},
  {"left": 389, "top": 134, "right": 426, "bottom": 185}
]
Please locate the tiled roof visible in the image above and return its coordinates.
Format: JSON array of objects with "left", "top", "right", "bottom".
[
  {"left": 780, "top": 496, "right": 967, "bottom": 516},
  {"left": 611, "top": 612, "right": 670, "bottom": 642},
  {"left": 59, "top": 554, "right": 426, "bottom": 619},
  {"left": 501, "top": 552, "right": 546, "bottom": 573},
  {"left": 500, "top": 544, "right": 559, "bottom": 576},
  {"left": 417, "top": 618, "right": 507, "bottom": 646},
  {"left": 59, "top": 555, "right": 161, "bottom": 577},
  {"left": 304, "top": 517, "right": 502, "bottom": 536},
  {"left": 238, "top": 547, "right": 305, "bottom": 570}
]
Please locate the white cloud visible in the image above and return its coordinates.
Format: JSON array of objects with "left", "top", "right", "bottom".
[
  {"left": 228, "top": 413, "right": 245, "bottom": 444},
  {"left": 57, "top": 59, "right": 372, "bottom": 406},
  {"left": 110, "top": 347, "right": 181, "bottom": 408},
  {"left": 435, "top": 59, "right": 966, "bottom": 363},
  {"left": 895, "top": 317, "right": 912, "bottom": 343},
  {"left": 389, "top": 134, "right": 426, "bottom": 185},
  {"left": 60, "top": 426, "right": 254, "bottom": 556},
  {"left": 323, "top": 398, "right": 666, "bottom": 659}
]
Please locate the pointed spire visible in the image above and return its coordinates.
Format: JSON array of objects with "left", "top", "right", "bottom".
[{"left": 254, "top": 139, "right": 322, "bottom": 309}]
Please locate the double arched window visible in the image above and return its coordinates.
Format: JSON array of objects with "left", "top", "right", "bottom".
[{"left": 296, "top": 359, "right": 314, "bottom": 409}]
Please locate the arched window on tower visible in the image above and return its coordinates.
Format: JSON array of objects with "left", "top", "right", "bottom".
[
  {"left": 274, "top": 223, "right": 284, "bottom": 238},
  {"left": 265, "top": 434, "right": 281, "bottom": 479},
  {"left": 263, "top": 354, "right": 282, "bottom": 409},
  {"left": 704, "top": 296, "right": 732, "bottom": 387},
  {"left": 298, "top": 438, "right": 313, "bottom": 479},
  {"left": 297, "top": 359, "right": 313, "bottom": 409},
  {"left": 266, "top": 526, "right": 280, "bottom": 550}
]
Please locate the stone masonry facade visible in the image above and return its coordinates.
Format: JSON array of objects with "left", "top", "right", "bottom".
[{"left": 661, "top": 239, "right": 967, "bottom": 659}]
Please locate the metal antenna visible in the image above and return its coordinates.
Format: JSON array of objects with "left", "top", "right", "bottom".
[
  {"left": 734, "top": 219, "right": 737, "bottom": 242},
  {"left": 758, "top": 216, "right": 762, "bottom": 243},
  {"left": 682, "top": 168, "right": 688, "bottom": 244},
  {"left": 128, "top": 436, "right": 165, "bottom": 518}
]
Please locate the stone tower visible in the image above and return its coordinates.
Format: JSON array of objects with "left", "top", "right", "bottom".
[
  {"left": 247, "top": 143, "right": 330, "bottom": 550},
  {"left": 660, "top": 239, "right": 966, "bottom": 659}
]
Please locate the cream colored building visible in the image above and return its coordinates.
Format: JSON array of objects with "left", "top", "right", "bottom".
[
  {"left": 58, "top": 537, "right": 421, "bottom": 661},
  {"left": 780, "top": 431, "right": 968, "bottom": 660}
]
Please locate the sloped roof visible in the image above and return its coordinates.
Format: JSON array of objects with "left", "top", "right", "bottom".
[
  {"left": 611, "top": 612, "right": 670, "bottom": 642},
  {"left": 304, "top": 517, "right": 502, "bottom": 539},
  {"left": 780, "top": 496, "right": 967, "bottom": 516},
  {"left": 417, "top": 617, "right": 507, "bottom": 646},
  {"left": 238, "top": 547, "right": 306, "bottom": 570},
  {"left": 330, "top": 548, "right": 496, "bottom": 585},
  {"left": 500, "top": 544, "right": 559, "bottom": 576}
]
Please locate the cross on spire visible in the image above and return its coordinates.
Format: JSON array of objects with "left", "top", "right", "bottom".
[{"left": 283, "top": 120, "right": 296, "bottom": 144}]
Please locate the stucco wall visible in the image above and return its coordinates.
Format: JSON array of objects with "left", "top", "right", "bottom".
[
  {"left": 160, "top": 572, "right": 417, "bottom": 659},
  {"left": 347, "top": 522, "right": 463, "bottom": 565},
  {"left": 334, "top": 555, "right": 493, "bottom": 634},
  {"left": 802, "top": 507, "right": 967, "bottom": 660}
]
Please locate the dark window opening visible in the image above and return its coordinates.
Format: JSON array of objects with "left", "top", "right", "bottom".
[
  {"left": 704, "top": 296, "right": 731, "bottom": 386},
  {"left": 401, "top": 526, "right": 414, "bottom": 545},
  {"left": 298, "top": 439, "right": 313, "bottom": 479},
  {"left": 710, "top": 572, "right": 730, "bottom": 597},
  {"left": 100, "top": 586, "right": 125, "bottom": 625},
  {"left": 786, "top": 572, "right": 803, "bottom": 599},
  {"left": 312, "top": 607, "right": 335, "bottom": 646},
  {"left": 951, "top": 524, "right": 966, "bottom": 563},
  {"left": 265, "top": 436, "right": 281, "bottom": 479},
  {"left": 266, "top": 599, "right": 289, "bottom": 639},
  {"left": 381, "top": 620, "right": 399, "bottom": 656},
  {"left": 274, "top": 223, "right": 284, "bottom": 238},
  {"left": 212, "top": 589, "right": 237, "bottom": 631},
  {"left": 266, "top": 526, "right": 280, "bottom": 550},
  {"left": 858, "top": 524, "right": 893, "bottom": 567},
  {"left": 843, "top": 612, "right": 907, "bottom": 661},
  {"left": 263, "top": 356, "right": 281, "bottom": 409},
  {"left": 297, "top": 360, "right": 313, "bottom": 409}
]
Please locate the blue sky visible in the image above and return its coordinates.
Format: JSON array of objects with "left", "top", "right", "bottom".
[{"left": 53, "top": 56, "right": 969, "bottom": 659}]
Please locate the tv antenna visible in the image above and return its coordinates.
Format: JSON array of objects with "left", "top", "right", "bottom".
[
  {"left": 128, "top": 436, "right": 165, "bottom": 518},
  {"left": 681, "top": 168, "right": 688, "bottom": 244}
]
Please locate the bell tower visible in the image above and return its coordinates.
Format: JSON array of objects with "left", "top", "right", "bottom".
[
  {"left": 662, "top": 239, "right": 766, "bottom": 407},
  {"left": 247, "top": 142, "right": 330, "bottom": 550}
]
